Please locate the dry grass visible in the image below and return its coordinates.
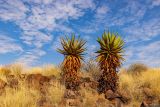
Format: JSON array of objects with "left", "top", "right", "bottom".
[
  {"left": 0, "top": 84, "right": 40, "bottom": 107},
  {"left": 24, "top": 64, "right": 61, "bottom": 78},
  {"left": 0, "top": 63, "right": 160, "bottom": 107},
  {"left": 0, "top": 64, "right": 64, "bottom": 107},
  {"left": 119, "top": 67, "right": 160, "bottom": 106}
]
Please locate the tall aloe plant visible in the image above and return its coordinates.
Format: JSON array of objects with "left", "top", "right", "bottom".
[
  {"left": 57, "top": 35, "right": 86, "bottom": 90},
  {"left": 96, "top": 31, "right": 125, "bottom": 93}
]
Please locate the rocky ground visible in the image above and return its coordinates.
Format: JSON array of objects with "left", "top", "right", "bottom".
[{"left": 0, "top": 65, "right": 160, "bottom": 107}]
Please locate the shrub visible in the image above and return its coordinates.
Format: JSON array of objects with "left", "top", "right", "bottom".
[
  {"left": 127, "top": 63, "right": 148, "bottom": 75},
  {"left": 0, "top": 66, "right": 11, "bottom": 76},
  {"left": 82, "top": 59, "right": 101, "bottom": 81}
]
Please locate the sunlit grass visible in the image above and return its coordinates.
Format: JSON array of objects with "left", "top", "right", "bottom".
[{"left": 0, "top": 64, "right": 159, "bottom": 106}]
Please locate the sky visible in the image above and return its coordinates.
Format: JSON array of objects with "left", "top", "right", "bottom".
[{"left": 0, "top": 0, "right": 160, "bottom": 67}]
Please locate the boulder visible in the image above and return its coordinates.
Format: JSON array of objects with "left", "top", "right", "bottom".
[
  {"left": 37, "top": 97, "right": 54, "bottom": 107},
  {"left": 0, "top": 79, "right": 7, "bottom": 95},
  {"left": 26, "top": 74, "right": 55, "bottom": 89},
  {"left": 105, "top": 90, "right": 119, "bottom": 100},
  {"left": 0, "top": 79, "right": 7, "bottom": 89},
  {"left": 26, "top": 74, "right": 42, "bottom": 89},
  {"left": 64, "top": 89, "right": 81, "bottom": 99},
  {"left": 19, "top": 74, "right": 27, "bottom": 81},
  {"left": 140, "top": 101, "right": 149, "bottom": 107},
  {"left": 6, "top": 75, "right": 18, "bottom": 88},
  {"left": 67, "top": 98, "right": 82, "bottom": 107},
  {"left": 105, "top": 90, "right": 131, "bottom": 106},
  {"left": 143, "top": 88, "right": 154, "bottom": 99},
  {"left": 96, "top": 98, "right": 107, "bottom": 107},
  {"left": 117, "top": 90, "right": 131, "bottom": 104}
]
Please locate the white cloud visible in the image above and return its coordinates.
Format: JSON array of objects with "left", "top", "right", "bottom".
[
  {"left": 96, "top": 5, "right": 108, "bottom": 17},
  {"left": 0, "top": 0, "right": 28, "bottom": 21},
  {"left": 123, "top": 18, "right": 160, "bottom": 42},
  {"left": 52, "top": 36, "right": 61, "bottom": 51},
  {"left": 85, "top": 43, "right": 97, "bottom": 60},
  {"left": 21, "top": 30, "right": 52, "bottom": 48},
  {"left": 124, "top": 41, "right": 160, "bottom": 67},
  {"left": 0, "top": 0, "right": 95, "bottom": 48},
  {"left": 15, "top": 49, "right": 46, "bottom": 66},
  {"left": 0, "top": 34, "right": 23, "bottom": 54},
  {"left": 151, "top": 0, "right": 160, "bottom": 7},
  {"left": 108, "top": 0, "right": 146, "bottom": 26},
  {"left": 0, "top": 0, "right": 95, "bottom": 65}
]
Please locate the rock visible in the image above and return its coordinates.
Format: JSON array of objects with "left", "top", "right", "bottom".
[
  {"left": 58, "top": 98, "right": 67, "bottom": 107},
  {"left": 117, "top": 90, "right": 131, "bottom": 104},
  {"left": 67, "top": 98, "right": 82, "bottom": 106},
  {"left": 19, "top": 74, "right": 27, "bottom": 81},
  {"left": 80, "top": 78, "right": 98, "bottom": 90},
  {"left": 141, "top": 87, "right": 156, "bottom": 106},
  {"left": 96, "top": 98, "right": 107, "bottom": 107},
  {"left": 105, "top": 90, "right": 119, "bottom": 100},
  {"left": 0, "top": 79, "right": 7, "bottom": 95},
  {"left": 64, "top": 89, "right": 81, "bottom": 99},
  {"left": 81, "top": 77, "right": 91, "bottom": 83},
  {"left": 0, "top": 79, "right": 7, "bottom": 89},
  {"left": 26, "top": 74, "right": 55, "bottom": 89},
  {"left": 89, "top": 81, "right": 98, "bottom": 89},
  {"left": 6, "top": 75, "right": 18, "bottom": 88},
  {"left": 143, "top": 88, "right": 154, "bottom": 98},
  {"left": 37, "top": 97, "right": 54, "bottom": 107},
  {"left": 39, "top": 76, "right": 50, "bottom": 86},
  {"left": 26, "top": 74, "right": 43, "bottom": 89},
  {"left": 105, "top": 90, "right": 131, "bottom": 107},
  {"left": 140, "top": 101, "right": 149, "bottom": 107},
  {"left": 48, "top": 75, "right": 57, "bottom": 86},
  {"left": 63, "top": 89, "right": 83, "bottom": 107},
  {"left": 59, "top": 98, "right": 82, "bottom": 107}
]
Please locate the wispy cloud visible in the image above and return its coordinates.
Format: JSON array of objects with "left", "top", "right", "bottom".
[
  {"left": 151, "top": 0, "right": 160, "bottom": 7},
  {"left": 0, "top": 0, "right": 95, "bottom": 65},
  {"left": 15, "top": 49, "right": 46, "bottom": 66},
  {"left": 0, "top": 34, "right": 23, "bottom": 54},
  {"left": 52, "top": 36, "right": 61, "bottom": 51},
  {"left": 0, "top": 0, "right": 28, "bottom": 21},
  {"left": 125, "top": 41, "right": 160, "bottom": 67},
  {"left": 95, "top": 5, "right": 109, "bottom": 19},
  {"left": 21, "top": 30, "right": 52, "bottom": 48},
  {"left": 123, "top": 18, "right": 160, "bottom": 42}
]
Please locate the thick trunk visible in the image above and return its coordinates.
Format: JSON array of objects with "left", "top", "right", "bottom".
[
  {"left": 62, "top": 56, "right": 81, "bottom": 91},
  {"left": 98, "top": 68, "right": 118, "bottom": 94}
]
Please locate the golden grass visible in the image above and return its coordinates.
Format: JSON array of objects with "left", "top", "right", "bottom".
[
  {"left": 119, "top": 67, "right": 160, "bottom": 106},
  {"left": 0, "top": 64, "right": 159, "bottom": 107},
  {"left": 0, "top": 85, "right": 40, "bottom": 107},
  {"left": 0, "top": 64, "right": 64, "bottom": 107},
  {"left": 24, "top": 64, "right": 61, "bottom": 78}
]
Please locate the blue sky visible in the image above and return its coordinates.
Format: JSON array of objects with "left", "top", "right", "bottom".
[{"left": 0, "top": 0, "right": 160, "bottom": 67}]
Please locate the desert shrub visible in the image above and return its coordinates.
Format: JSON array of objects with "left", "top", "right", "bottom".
[
  {"left": 0, "top": 84, "right": 40, "bottom": 107},
  {"left": 0, "top": 64, "right": 25, "bottom": 81},
  {"left": 28, "top": 67, "right": 43, "bottom": 74},
  {"left": 41, "top": 64, "right": 61, "bottom": 78},
  {"left": 9, "top": 63, "right": 24, "bottom": 78},
  {"left": 127, "top": 63, "right": 148, "bottom": 75},
  {"left": 0, "top": 66, "right": 11, "bottom": 76},
  {"left": 119, "top": 67, "right": 160, "bottom": 106},
  {"left": 82, "top": 59, "right": 101, "bottom": 81},
  {"left": 48, "top": 83, "right": 65, "bottom": 105}
]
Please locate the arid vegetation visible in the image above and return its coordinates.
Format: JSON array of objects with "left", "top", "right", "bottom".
[
  {"left": 0, "top": 32, "right": 159, "bottom": 107},
  {"left": 96, "top": 32, "right": 124, "bottom": 93},
  {"left": 0, "top": 63, "right": 160, "bottom": 107}
]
